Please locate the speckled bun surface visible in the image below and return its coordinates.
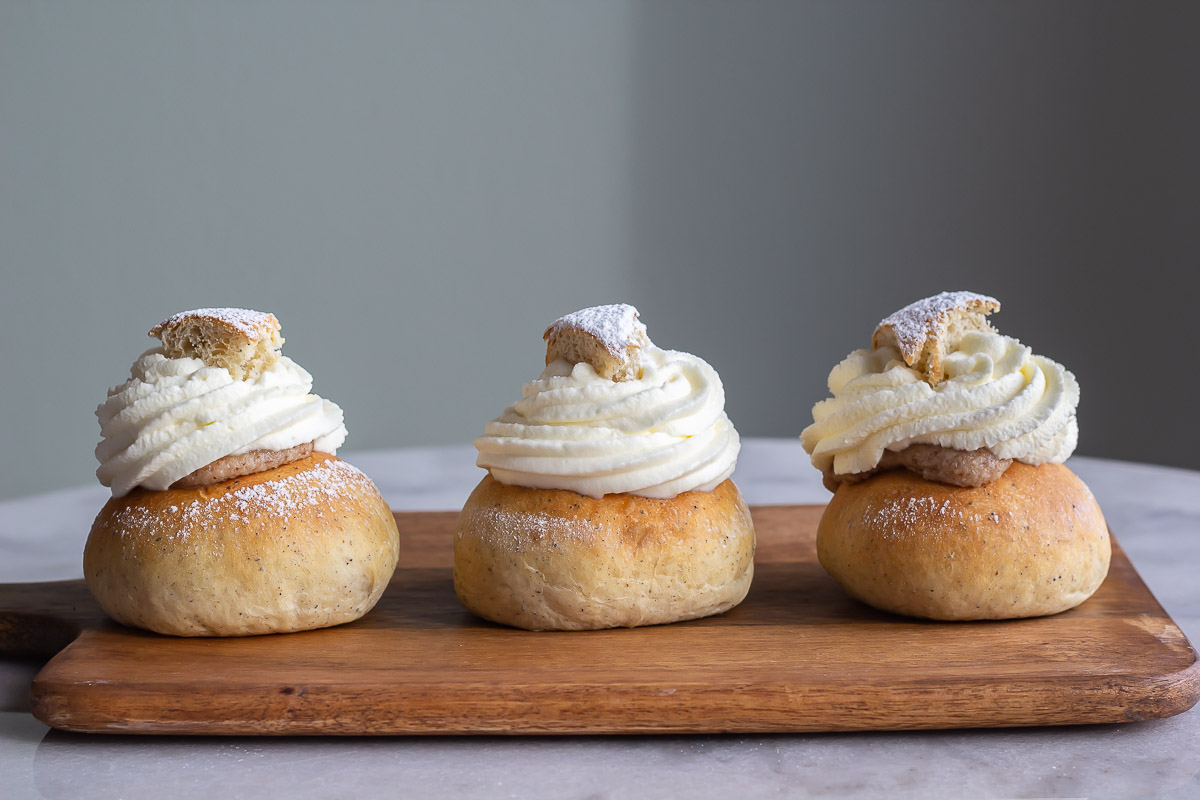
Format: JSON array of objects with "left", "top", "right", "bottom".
[
  {"left": 84, "top": 453, "right": 400, "bottom": 637},
  {"left": 817, "top": 462, "right": 1110, "bottom": 620},
  {"left": 453, "top": 476, "right": 755, "bottom": 631}
]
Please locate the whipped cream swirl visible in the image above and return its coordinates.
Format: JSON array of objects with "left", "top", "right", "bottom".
[
  {"left": 801, "top": 331, "right": 1079, "bottom": 476},
  {"left": 96, "top": 349, "right": 347, "bottom": 497},
  {"left": 475, "top": 348, "right": 740, "bottom": 498}
]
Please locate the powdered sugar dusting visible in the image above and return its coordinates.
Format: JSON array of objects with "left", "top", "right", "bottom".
[
  {"left": 151, "top": 308, "right": 278, "bottom": 338},
  {"left": 876, "top": 291, "right": 999, "bottom": 356},
  {"left": 466, "top": 505, "right": 601, "bottom": 549},
  {"left": 544, "top": 304, "right": 647, "bottom": 356},
  {"left": 105, "top": 459, "right": 373, "bottom": 542},
  {"left": 869, "top": 496, "right": 954, "bottom": 536},
  {"left": 868, "top": 495, "right": 1012, "bottom": 539},
  {"left": 461, "top": 499, "right": 749, "bottom": 558}
]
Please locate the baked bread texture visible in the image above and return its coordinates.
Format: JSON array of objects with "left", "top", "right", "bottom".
[
  {"left": 85, "top": 454, "right": 400, "bottom": 636},
  {"left": 150, "top": 307, "right": 283, "bottom": 381},
  {"left": 454, "top": 475, "right": 755, "bottom": 631},
  {"left": 817, "top": 462, "right": 1110, "bottom": 620},
  {"left": 872, "top": 291, "right": 999, "bottom": 386},
  {"left": 543, "top": 303, "right": 650, "bottom": 382}
]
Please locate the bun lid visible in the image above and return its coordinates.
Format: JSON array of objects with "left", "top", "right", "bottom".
[
  {"left": 872, "top": 291, "right": 999, "bottom": 385},
  {"left": 543, "top": 303, "right": 651, "bottom": 382},
  {"left": 150, "top": 307, "right": 283, "bottom": 381}
]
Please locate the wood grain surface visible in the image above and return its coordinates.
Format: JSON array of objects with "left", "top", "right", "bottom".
[{"left": 0, "top": 505, "right": 1197, "bottom": 735}]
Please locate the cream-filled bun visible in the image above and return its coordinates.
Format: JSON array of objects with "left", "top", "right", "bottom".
[
  {"left": 801, "top": 292, "right": 1109, "bottom": 620},
  {"left": 85, "top": 454, "right": 399, "bottom": 636},
  {"left": 85, "top": 309, "right": 399, "bottom": 636},
  {"left": 817, "top": 463, "right": 1109, "bottom": 620},
  {"left": 456, "top": 304, "right": 754, "bottom": 631}
]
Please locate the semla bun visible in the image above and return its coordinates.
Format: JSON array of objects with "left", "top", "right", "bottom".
[
  {"left": 454, "top": 475, "right": 755, "bottom": 631},
  {"left": 85, "top": 454, "right": 400, "bottom": 636},
  {"left": 817, "top": 462, "right": 1110, "bottom": 620}
]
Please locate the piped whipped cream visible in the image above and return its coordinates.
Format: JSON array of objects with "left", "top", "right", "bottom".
[
  {"left": 475, "top": 347, "right": 740, "bottom": 498},
  {"left": 96, "top": 349, "right": 347, "bottom": 497},
  {"left": 801, "top": 331, "right": 1079, "bottom": 476}
]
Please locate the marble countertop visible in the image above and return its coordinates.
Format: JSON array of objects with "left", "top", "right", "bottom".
[{"left": 1, "top": 439, "right": 1197, "bottom": 799}]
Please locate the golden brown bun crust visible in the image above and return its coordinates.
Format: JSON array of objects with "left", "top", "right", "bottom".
[
  {"left": 85, "top": 454, "right": 400, "bottom": 637},
  {"left": 453, "top": 476, "right": 755, "bottom": 631},
  {"left": 817, "top": 462, "right": 1110, "bottom": 620}
]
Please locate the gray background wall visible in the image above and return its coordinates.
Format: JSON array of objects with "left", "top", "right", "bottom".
[{"left": 2, "top": 1, "right": 1197, "bottom": 499}]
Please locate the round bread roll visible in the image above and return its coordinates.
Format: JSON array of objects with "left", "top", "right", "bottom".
[
  {"left": 84, "top": 453, "right": 400, "bottom": 636},
  {"left": 454, "top": 475, "right": 755, "bottom": 631},
  {"left": 817, "top": 462, "right": 1110, "bottom": 620}
]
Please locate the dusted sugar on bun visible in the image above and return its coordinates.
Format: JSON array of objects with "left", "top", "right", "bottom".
[
  {"left": 543, "top": 303, "right": 651, "bottom": 382},
  {"left": 85, "top": 454, "right": 400, "bottom": 637},
  {"left": 454, "top": 475, "right": 754, "bottom": 631},
  {"left": 151, "top": 307, "right": 283, "bottom": 381},
  {"left": 872, "top": 291, "right": 999, "bottom": 386},
  {"left": 817, "top": 463, "right": 1110, "bottom": 620}
]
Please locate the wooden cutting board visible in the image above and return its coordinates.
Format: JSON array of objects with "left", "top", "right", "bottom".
[{"left": 1, "top": 505, "right": 1197, "bottom": 735}]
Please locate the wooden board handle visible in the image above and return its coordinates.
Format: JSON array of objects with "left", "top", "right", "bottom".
[{"left": 0, "top": 580, "right": 104, "bottom": 658}]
